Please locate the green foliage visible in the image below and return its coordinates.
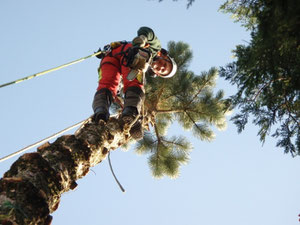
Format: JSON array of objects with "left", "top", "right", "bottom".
[
  {"left": 219, "top": 0, "right": 261, "bottom": 29},
  {"left": 135, "top": 132, "right": 157, "bottom": 155},
  {"left": 219, "top": 0, "right": 300, "bottom": 155},
  {"left": 157, "top": 0, "right": 195, "bottom": 8},
  {"left": 134, "top": 41, "right": 229, "bottom": 178},
  {"left": 147, "top": 135, "right": 192, "bottom": 178}
]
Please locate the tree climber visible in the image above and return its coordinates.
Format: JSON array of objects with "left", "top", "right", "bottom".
[{"left": 92, "top": 26, "right": 177, "bottom": 137}]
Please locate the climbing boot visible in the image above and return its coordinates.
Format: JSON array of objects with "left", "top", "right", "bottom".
[
  {"left": 122, "top": 106, "right": 144, "bottom": 140},
  {"left": 92, "top": 88, "right": 112, "bottom": 123},
  {"left": 129, "top": 118, "right": 144, "bottom": 140},
  {"left": 121, "top": 86, "right": 145, "bottom": 124},
  {"left": 122, "top": 106, "right": 138, "bottom": 124},
  {"left": 121, "top": 86, "right": 145, "bottom": 140}
]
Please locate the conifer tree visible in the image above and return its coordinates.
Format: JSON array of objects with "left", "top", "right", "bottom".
[
  {"left": 219, "top": 0, "right": 300, "bottom": 155},
  {"left": 0, "top": 41, "right": 229, "bottom": 224},
  {"left": 139, "top": 41, "right": 229, "bottom": 178}
]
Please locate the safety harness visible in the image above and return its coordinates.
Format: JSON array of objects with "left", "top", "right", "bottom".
[{"left": 97, "top": 41, "right": 153, "bottom": 82}]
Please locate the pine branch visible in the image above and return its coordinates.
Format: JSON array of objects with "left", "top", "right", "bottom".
[
  {"left": 156, "top": 108, "right": 206, "bottom": 116},
  {"left": 161, "top": 92, "right": 181, "bottom": 103},
  {"left": 160, "top": 137, "right": 188, "bottom": 150},
  {"left": 250, "top": 77, "right": 290, "bottom": 102},
  {"left": 153, "top": 122, "right": 162, "bottom": 143},
  {"left": 153, "top": 81, "right": 167, "bottom": 110},
  {"left": 284, "top": 96, "right": 300, "bottom": 126},
  {"left": 184, "top": 77, "right": 211, "bottom": 108},
  {"left": 184, "top": 110, "right": 201, "bottom": 132},
  {"left": 153, "top": 123, "right": 161, "bottom": 172},
  {"left": 156, "top": 109, "right": 185, "bottom": 114}
]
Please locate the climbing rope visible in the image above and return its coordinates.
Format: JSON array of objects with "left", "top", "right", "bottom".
[
  {"left": 0, "top": 115, "right": 126, "bottom": 193},
  {"left": 108, "top": 151, "right": 126, "bottom": 193},
  {"left": 0, "top": 48, "right": 127, "bottom": 192},
  {"left": 0, "top": 117, "right": 90, "bottom": 163},
  {"left": 0, "top": 49, "right": 106, "bottom": 157},
  {"left": 0, "top": 51, "right": 104, "bottom": 89}
]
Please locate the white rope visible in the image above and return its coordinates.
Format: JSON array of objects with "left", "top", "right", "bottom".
[{"left": 0, "top": 117, "right": 90, "bottom": 163}]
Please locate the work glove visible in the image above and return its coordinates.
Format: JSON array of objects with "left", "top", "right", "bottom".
[
  {"left": 131, "top": 50, "right": 150, "bottom": 71},
  {"left": 132, "top": 35, "right": 147, "bottom": 48},
  {"left": 126, "top": 50, "right": 150, "bottom": 82}
]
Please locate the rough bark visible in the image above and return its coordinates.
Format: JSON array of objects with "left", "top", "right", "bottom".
[{"left": 0, "top": 116, "right": 136, "bottom": 225}]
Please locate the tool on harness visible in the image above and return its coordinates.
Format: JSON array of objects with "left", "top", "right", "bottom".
[{"left": 122, "top": 47, "right": 152, "bottom": 81}]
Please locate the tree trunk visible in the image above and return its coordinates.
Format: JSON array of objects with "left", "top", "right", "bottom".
[{"left": 0, "top": 117, "right": 133, "bottom": 225}]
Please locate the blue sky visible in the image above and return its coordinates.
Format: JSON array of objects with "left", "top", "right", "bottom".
[{"left": 0, "top": 1, "right": 300, "bottom": 225}]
